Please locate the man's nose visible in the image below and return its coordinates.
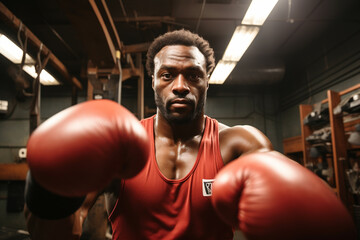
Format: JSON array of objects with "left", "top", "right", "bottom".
[{"left": 172, "top": 74, "right": 190, "bottom": 95}]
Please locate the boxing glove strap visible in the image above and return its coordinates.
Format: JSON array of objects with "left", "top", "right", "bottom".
[{"left": 25, "top": 171, "right": 85, "bottom": 220}]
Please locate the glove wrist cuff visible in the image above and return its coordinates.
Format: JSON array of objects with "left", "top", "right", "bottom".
[{"left": 25, "top": 171, "right": 85, "bottom": 220}]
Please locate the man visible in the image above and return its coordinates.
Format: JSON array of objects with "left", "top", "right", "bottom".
[
  {"left": 108, "top": 30, "right": 272, "bottom": 239},
  {"left": 24, "top": 29, "right": 356, "bottom": 240}
]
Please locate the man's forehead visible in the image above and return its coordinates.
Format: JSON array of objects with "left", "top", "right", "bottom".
[{"left": 154, "top": 45, "right": 206, "bottom": 67}]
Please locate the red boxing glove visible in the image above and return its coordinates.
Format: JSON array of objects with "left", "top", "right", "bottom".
[
  {"left": 27, "top": 99, "right": 149, "bottom": 197},
  {"left": 211, "top": 151, "right": 356, "bottom": 240}
]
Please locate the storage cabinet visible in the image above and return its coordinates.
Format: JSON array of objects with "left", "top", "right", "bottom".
[{"left": 283, "top": 83, "right": 360, "bottom": 211}]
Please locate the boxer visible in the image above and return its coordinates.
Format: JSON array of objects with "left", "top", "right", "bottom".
[{"left": 25, "top": 29, "right": 356, "bottom": 240}]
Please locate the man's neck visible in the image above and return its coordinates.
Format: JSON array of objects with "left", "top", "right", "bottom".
[{"left": 154, "top": 111, "right": 206, "bottom": 142}]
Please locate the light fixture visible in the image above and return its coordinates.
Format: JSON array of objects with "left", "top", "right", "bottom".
[
  {"left": 0, "top": 33, "right": 60, "bottom": 85},
  {"left": 0, "top": 34, "right": 34, "bottom": 64},
  {"left": 209, "top": 0, "right": 279, "bottom": 84},
  {"left": 22, "top": 65, "right": 59, "bottom": 86},
  {"left": 222, "top": 26, "right": 260, "bottom": 62},
  {"left": 209, "top": 60, "right": 237, "bottom": 84},
  {"left": 242, "top": 0, "right": 279, "bottom": 26}
]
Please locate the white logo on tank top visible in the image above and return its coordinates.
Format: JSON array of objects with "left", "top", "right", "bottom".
[{"left": 202, "top": 179, "right": 215, "bottom": 196}]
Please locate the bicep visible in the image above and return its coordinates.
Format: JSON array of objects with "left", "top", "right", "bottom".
[{"left": 219, "top": 125, "right": 273, "bottom": 164}]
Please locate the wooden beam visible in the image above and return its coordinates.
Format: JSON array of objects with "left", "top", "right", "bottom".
[
  {"left": 122, "top": 68, "right": 140, "bottom": 81},
  {"left": 87, "top": 79, "right": 94, "bottom": 101},
  {"left": 87, "top": 67, "right": 140, "bottom": 82},
  {"left": 339, "top": 83, "right": 360, "bottom": 96},
  {"left": 299, "top": 104, "right": 313, "bottom": 167},
  {"left": 0, "top": 163, "right": 28, "bottom": 180},
  {"left": 328, "top": 90, "right": 351, "bottom": 206},
  {"left": 0, "top": 2, "right": 82, "bottom": 89},
  {"left": 101, "top": 0, "right": 123, "bottom": 50},
  {"left": 123, "top": 42, "right": 151, "bottom": 53},
  {"left": 89, "top": 0, "right": 116, "bottom": 63},
  {"left": 321, "top": 83, "right": 360, "bottom": 104},
  {"left": 89, "top": 0, "right": 141, "bottom": 85}
]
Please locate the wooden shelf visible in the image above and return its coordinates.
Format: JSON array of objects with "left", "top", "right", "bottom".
[
  {"left": 294, "top": 84, "right": 360, "bottom": 212},
  {"left": 0, "top": 163, "right": 28, "bottom": 180},
  {"left": 328, "top": 90, "right": 350, "bottom": 204},
  {"left": 299, "top": 104, "right": 314, "bottom": 167},
  {"left": 283, "top": 135, "right": 302, "bottom": 154}
]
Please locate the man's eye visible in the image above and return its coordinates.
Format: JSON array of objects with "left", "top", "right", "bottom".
[
  {"left": 188, "top": 74, "right": 200, "bottom": 82},
  {"left": 161, "top": 73, "right": 172, "bottom": 80}
]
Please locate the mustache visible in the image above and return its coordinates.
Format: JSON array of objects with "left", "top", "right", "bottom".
[{"left": 166, "top": 96, "right": 194, "bottom": 108}]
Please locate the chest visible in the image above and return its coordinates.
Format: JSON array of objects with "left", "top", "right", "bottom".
[
  {"left": 155, "top": 136, "right": 201, "bottom": 179},
  {"left": 120, "top": 145, "right": 221, "bottom": 212}
]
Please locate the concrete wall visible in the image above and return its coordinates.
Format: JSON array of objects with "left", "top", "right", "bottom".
[
  {"left": 205, "top": 89, "right": 281, "bottom": 151},
  {"left": 280, "top": 73, "right": 360, "bottom": 140},
  {"left": 279, "top": 29, "right": 360, "bottom": 140}
]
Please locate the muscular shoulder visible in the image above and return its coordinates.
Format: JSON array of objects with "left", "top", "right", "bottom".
[{"left": 218, "top": 123, "right": 273, "bottom": 164}]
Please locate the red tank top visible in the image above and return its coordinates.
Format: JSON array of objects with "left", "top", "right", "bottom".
[{"left": 109, "top": 115, "right": 233, "bottom": 239}]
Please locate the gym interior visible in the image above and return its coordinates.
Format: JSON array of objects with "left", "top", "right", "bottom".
[{"left": 0, "top": 0, "right": 359, "bottom": 239}]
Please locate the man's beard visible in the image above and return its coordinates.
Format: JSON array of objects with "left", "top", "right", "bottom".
[{"left": 154, "top": 93, "right": 206, "bottom": 124}]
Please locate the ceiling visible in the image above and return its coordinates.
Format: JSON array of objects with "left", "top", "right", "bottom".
[{"left": 0, "top": 0, "right": 360, "bottom": 89}]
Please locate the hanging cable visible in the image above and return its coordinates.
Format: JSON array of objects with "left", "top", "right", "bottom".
[
  {"left": 29, "top": 43, "right": 43, "bottom": 134},
  {"left": 17, "top": 22, "right": 28, "bottom": 70},
  {"left": 195, "top": 0, "right": 206, "bottom": 33},
  {"left": 30, "top": 44, "right": 44, "bottom": 111},
  {"left": 17, "top": 22, "right": 34, "bottom": 97},
  {"left": 29, "top": 44, "right": 50, "bottom": 133},
  {"left": 116, "top": 50, "right": 123, "bottom": 105}
]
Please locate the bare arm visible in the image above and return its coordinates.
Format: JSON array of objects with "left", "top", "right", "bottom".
[
  {"left": 24, "top": 191, "right": 99, "bottom": 240},
  {"left": 219, "top": 124, "right": 273, "bottom": 165}
]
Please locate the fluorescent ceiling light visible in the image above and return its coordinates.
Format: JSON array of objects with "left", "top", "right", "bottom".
[
  {"left": 0, "top": 34, "right": 34, "bottom": 64},
  {"left": 222, "top": 25, "right": 260, "bottom": 62},
  {"left": 22, "top": 65, "right": 59, "bottom": 86},
  {"left": 0, "top": 33, "right": 60, "bottom": 85},
  {"left": 208, "top": 0, "right": 279, "bottom": 84},
  {"left": 209, "top": 60, "right": 237, "bottom": 84},
  {"left": 242, "top": 0, "right": 279, "bottom": 26}
]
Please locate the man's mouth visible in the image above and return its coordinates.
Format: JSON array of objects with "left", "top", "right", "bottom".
[
  {"left": 169, "top": 98, "right": 193, "bottom": 109},
  {"left": 172, "top": 98, "right": 190, "bottom": 104}
]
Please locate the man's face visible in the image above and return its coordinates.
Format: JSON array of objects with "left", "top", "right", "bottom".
[{"left": 152, "top": 45, "right": 209, "bottom": 124}]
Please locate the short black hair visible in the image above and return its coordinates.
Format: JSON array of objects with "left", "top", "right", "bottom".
[{"left": 146, "top": 29, "right": 215, "bottom": 77}]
